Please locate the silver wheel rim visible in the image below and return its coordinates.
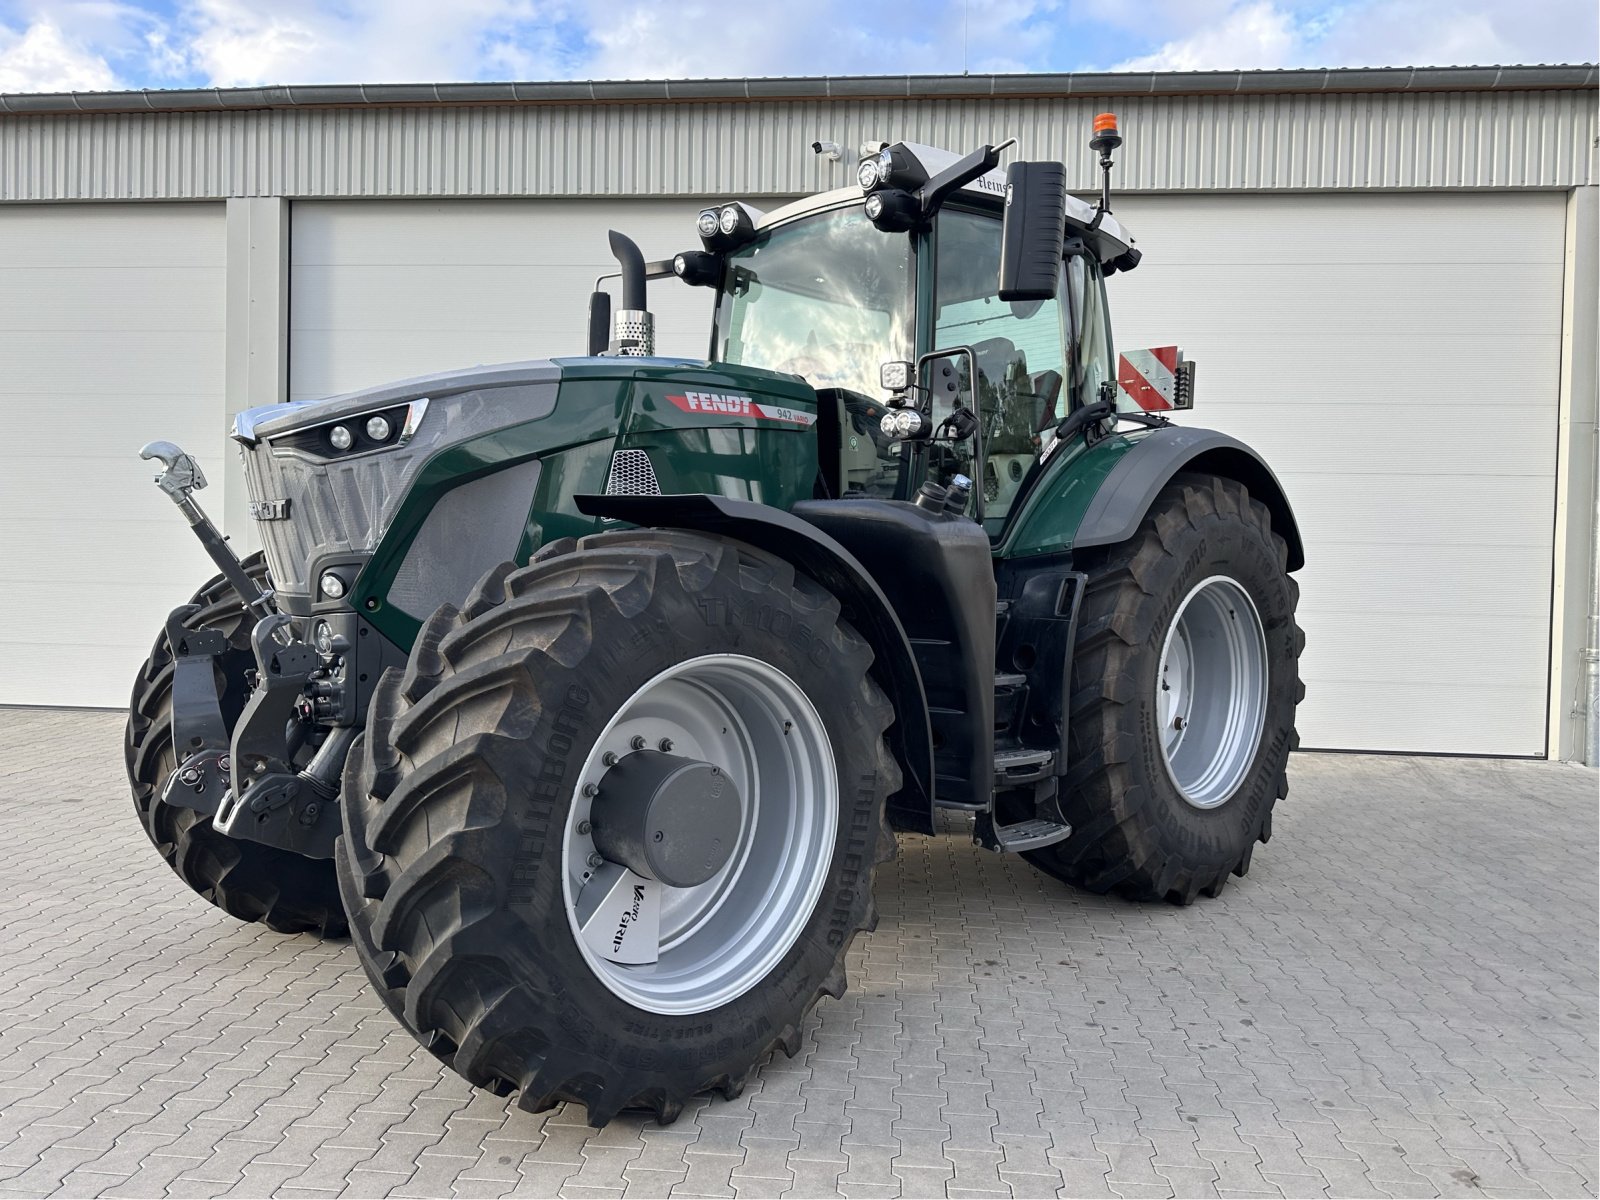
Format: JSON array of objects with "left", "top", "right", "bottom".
[
  {"left": 562, "top": 654, "right": 838, "bottom": 1016},
  {"left": 1157, "top": 575, "right": 1269, "bottom": 810}
]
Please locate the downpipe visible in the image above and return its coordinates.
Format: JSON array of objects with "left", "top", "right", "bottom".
[{"left": 1587, "top": 419, "right": 1600, "bottom": 766}]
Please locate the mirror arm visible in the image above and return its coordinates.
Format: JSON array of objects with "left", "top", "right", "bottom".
[{"left": 918, "top": 138, "right": 1016, "bottom": 217}]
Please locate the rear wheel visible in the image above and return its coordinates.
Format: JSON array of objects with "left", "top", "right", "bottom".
[
  {"left": 124, "top": 557, "right": 347, "bottom": 936},
  {"left": 1025, "top": 473, "right": 1303, "bottom": 903},
  {"left": 336, "top": 530, "right": 898, "bottom": 1125}
]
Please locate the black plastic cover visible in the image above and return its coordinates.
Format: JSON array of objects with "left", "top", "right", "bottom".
[
  {"left": 794, "top": 499, "right": 996, "bottom": 810},
  {"left": 998, "top": 161, "right": 1068, "bottom": 302}
]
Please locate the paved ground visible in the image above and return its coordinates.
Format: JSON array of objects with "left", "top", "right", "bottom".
[{"left": 0, "top": 709, "right": 1595, "bottom": 1200}]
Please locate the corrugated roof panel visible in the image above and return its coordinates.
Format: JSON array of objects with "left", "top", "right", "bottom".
[{"left": 0, "top": 88, "right": 1592, "bottom": 202}]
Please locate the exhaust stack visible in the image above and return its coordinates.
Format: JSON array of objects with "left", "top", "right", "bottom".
[{"left": 607, "top": 230, "right": 654, "bottom": 357}]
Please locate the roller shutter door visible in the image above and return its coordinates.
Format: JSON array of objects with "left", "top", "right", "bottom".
[
  {"left": 290, "top": 199, "right": 718, "bottom": 400},
  {"left": 1107, "top": 192, "right": 1564, "bottom": 754},
  {"left": 0, "top": 204, "right": 226, "bottom": 707}
]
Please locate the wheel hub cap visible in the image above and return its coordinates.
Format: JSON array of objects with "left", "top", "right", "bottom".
[
  {"left": 1157, "top": 575, "right": 1269, "bottom": 810},
  {"left": 590, "top": 751, "right": 743, "bottom": 888}
]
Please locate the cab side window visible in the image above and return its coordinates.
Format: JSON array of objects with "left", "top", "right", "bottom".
[
  {"left": 932, "top": 210, "right": 1069, "bottom": 519},
  {"left": 1067, "top": 254, "right": 1114, "bottom": 410}
]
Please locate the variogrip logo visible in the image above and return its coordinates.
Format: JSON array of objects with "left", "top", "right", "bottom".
[{"left": 664, "top": 390, "right": 816, "bottom": 427}]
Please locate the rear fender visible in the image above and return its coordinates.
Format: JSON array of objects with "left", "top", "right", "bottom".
[
  {"left": 1004, "top": 425, "right": 1304, "bottom": 570},
  {"left": 574, "top": 492, "right": 936, "bottom": 835}
]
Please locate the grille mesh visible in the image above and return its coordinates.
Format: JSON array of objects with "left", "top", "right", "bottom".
[{"left": 606, "top": 449, "right": 661, "bottom": 496}]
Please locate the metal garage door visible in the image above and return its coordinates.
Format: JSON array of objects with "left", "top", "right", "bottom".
[
  {"left": 1108, "top": 192, "right": 1565, "bottom": 755},
  {"left": 0, "top": 204, "right": 226, "bottom": 708},
  {"left": 290, "top": 199, "right": 718, "bottom": 400}
]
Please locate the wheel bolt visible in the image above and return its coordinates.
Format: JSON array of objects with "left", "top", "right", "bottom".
[
  {"left": 587, "top": 852, "right": 605, "bottom": 869},
  {"left": 630, "top": 735, "right": 646, "bottom": 751},
  {"left": 582, "top": 783, "right": 597, "bottom": 797},
  {"left": 658, "top": 738, "right": 673, "bottom": 752},
  {"left": 602, "top": 751, "right": 618, "bottom": 767},
  {"left": 577, "top": 819, "right": 592, "bottom": 835}
]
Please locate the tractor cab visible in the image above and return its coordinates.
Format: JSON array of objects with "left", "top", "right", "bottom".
[{"left": 664, "top": 138, "right": 1141, "bottom": 535}]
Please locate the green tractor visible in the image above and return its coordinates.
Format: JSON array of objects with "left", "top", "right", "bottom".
[{"left": 126, "top": 117, "right": 1303, "bottom": 1126}]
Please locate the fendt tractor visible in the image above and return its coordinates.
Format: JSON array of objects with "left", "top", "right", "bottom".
[{"left": 126, "top": 115, "right": 1304, "bottom": 1125}]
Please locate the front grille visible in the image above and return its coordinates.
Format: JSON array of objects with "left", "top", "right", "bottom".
[
  {"left": 605, "top": 449, "right": 662, "bottom": 496},
  {"left": 239, "top": 440, "right": 428, "bottom": 595}
]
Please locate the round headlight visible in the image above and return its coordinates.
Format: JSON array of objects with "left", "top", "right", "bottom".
[
  {"left": 313, "top": 620, "right": 334, "bottom": 656},
  {"left": 365, "top": 415, "right": 392, "bottom": 441},
  {"left": 697, "top": 210, "right": 720, "bottom": 238},
  {"left": 880, "top": 409, "right": 927, "bottom": 439},
  {"left": 319, "top": 572, "right": 347, "bottom": 600},
  {"left": 718, "top": 205, "right": 740, "bottom": 235},
  {"left": 328, "top": 425, "right": 353, "bottom": 451},
  {"left": 864, "top": 193, "right": 884, "bottom": 220},
  {"left": 673, "top": 253, "right": 688, "bottom": 276},
  {"left": 856, "top": 158, "right": 882, "bottom": 191}
]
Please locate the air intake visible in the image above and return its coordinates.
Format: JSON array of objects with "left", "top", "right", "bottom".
[{"left": 605, "top": 449, "right": 661, "bottom": 496}]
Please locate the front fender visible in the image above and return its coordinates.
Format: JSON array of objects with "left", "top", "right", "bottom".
[
  {"left": 574, "top": 492, "right": 937, "bottom": 835},
  {"left": 1002, "top": 425, "right": 1305, "bottom": 570}
]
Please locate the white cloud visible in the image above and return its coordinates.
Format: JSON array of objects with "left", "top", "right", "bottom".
[
  {"left": 0, "top": 18, "right": 117, "bottom": 90},
  {"left": 0, "top": 0, "right": 1591, "bottom": 95},
  {"left": 1105, "top": 0, "right": 1596, "bottom": 72},
  {"left": 1113, "top": 0, "right": 1298, "bottom": 70},
  {"left": 175, "top": 0, "right": 577, "bottom": 87}
]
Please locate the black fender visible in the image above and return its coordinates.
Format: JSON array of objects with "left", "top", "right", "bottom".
[
  {"left": 574, "top": 492, "right": 937, "bottom": 835},
  {"left": 1075, "top": 426, "right": 1305, "bottom": 570}
]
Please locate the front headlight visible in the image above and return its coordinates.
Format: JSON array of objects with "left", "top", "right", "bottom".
[
  {"left": 880, "top": 408, "right": 928, "bottom": 440},
  {"left": 267, "top": 399, "right": 427, "bottom": 460}
]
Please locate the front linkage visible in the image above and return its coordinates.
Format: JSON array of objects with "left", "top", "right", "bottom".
[{"left": 140, "top": 441, "right": 347, "bottom": 860}]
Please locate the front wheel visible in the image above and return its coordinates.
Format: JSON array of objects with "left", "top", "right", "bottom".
[
  {"left": 1025, "top": 473, "right": 1303, "bottom": 904},
  {"left": 336, "top": 530, "right": 898, "bottom": 1125}
]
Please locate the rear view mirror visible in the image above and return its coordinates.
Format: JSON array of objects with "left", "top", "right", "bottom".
[{"left": 997, "top": 161, "right": 1067, "bottom": 302}]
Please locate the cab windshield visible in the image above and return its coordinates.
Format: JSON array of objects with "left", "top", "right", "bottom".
[{"left": 713, "top": 207, "right": 912, "bottom": 396}]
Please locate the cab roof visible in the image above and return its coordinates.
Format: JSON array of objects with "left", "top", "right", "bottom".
[{"left": 752, "top": 142, "right": 1135, "bottom": 264}]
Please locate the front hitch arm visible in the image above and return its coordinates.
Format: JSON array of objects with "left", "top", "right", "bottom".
[{"left": 140, "top": 440, "right": 270, "bottom": 613}]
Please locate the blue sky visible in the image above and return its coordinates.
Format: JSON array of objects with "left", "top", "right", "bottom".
[{"left": 0, "top": 0, "right": 1594, "bottom": 93}]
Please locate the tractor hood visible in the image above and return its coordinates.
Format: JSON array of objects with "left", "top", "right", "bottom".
[
  {"left": 231, "top": 358, "right": 568, "bottom": 444},
  {"left": 230, "top": 358, "right": 578, "bottom": 601}
]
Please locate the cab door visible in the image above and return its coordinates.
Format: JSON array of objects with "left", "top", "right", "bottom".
[{"left": 930, "top": 209, "right": 1071, "bottom": 525}]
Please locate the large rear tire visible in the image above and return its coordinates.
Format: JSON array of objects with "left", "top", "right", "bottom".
[
  {"left": 336, "top": 530, "right": 898, "bottom": 1126},
  {"left": 124, "top": 557, "right": 347, "bottom": 937},
  {"left": 1025, "top": 473, "right": 1303, "bottom": 904}
]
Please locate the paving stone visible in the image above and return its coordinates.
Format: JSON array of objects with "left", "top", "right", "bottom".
[{"left": 0, "top": 715, "right": 1593, "bottom": 1200}]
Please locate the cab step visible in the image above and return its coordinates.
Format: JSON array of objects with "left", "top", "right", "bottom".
[
  {"left": 980, "top": 815, "right": 1074, "bottom": 853},
  {"left": 994, "top": 746, "right": 1054, "bottom": 785}
]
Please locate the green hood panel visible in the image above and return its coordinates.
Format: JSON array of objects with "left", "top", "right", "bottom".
[{"left": 354, "top": 356, "right": 821, "bottom": 649}]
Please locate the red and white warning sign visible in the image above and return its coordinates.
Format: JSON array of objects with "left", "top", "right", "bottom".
[{"left": 1118, "top": 346, "right": 1183, "bottom": 412}]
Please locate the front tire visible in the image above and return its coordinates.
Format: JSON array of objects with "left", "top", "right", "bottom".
[
  {"left": 336, "top": 530, "right": 898, "bottom": 1125},
  {"left": 1025, "top": 473, "right": 1303, "bottom": 904},
  {"left": 124, "top": 557, "right": 347, "bottom": 936}
]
